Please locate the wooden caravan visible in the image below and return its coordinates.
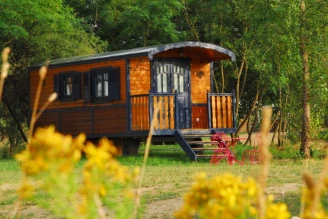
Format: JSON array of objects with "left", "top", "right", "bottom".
[{"left": 29, "top": 41, "right": 236, "bottom": 161}]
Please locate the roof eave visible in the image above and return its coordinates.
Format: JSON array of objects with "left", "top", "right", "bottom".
[{"left": 148, "top": 41, "right": 236, "bottom": 61}]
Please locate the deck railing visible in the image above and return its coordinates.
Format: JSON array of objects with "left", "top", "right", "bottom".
[
  {"left": 207, "top": 92, "right": 236, "bottom": 129},
  {"left": 151, "top": 93, "right": 176, "bottom": 130},
  {"left": 129, "top": 92, "right": 236, "bottom": 132},
  {"left": 130, "top": 94, "right": 150, "bottom": 131},
  {"left": 129, "top": 92, "right": 176, "bottom": 131}
]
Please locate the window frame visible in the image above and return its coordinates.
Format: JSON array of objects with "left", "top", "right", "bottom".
[
  {"left": 87, "top": 66, "right": 120, "bottom": 103},
  {"left": 54, "top": 71, "right": 81, "bottom": 102}
]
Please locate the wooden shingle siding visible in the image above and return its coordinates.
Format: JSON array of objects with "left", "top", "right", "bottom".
[
  {"left": 93, "top": 107, "right": 127, "bottom": 134},
  {"left": 190, "top": 63, "right": 210, "bottom": 104},
  {"left": 129, "top": 57, "right": 151, "bottom": 95}
]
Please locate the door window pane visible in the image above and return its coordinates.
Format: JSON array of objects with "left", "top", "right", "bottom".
[
  {"left": 104, "top": 73, "right": 108, "bottom": 96},
  {"left": 179, "top": 75, "right": 184, "bottom": 92},
  {"left": 157, "top": 74, "right": 162, "bottom": 92},
  {"left": 174, "top": 73, "right": 178, "bottom": 91},
  {"left": 64, "top": 77, "right": 72, "bottom": 96},
  {"left": 163, "top": 73, "right": 168, "bottom": 92}
]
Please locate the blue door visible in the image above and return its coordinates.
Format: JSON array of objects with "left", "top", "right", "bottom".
[{"left": 154, "top": 60, "right": 190, "bottom": 129}]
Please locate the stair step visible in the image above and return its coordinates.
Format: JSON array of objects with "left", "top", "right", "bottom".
[
  {"left": 192, "top": 147, "right": 219, "bottom": 150},
  {"left": 196, "top": 155, "right": 214, "bottom": 158},
  {"left": 182, "top": 134, "right": 212, "bottom": 137},
  {"left": 187, "top": 141, "right": 217, "bottom": 144}
]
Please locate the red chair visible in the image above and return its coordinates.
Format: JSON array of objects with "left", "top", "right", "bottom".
[{"left": 210, "top": 133, "right": 243, "bottom": 165}]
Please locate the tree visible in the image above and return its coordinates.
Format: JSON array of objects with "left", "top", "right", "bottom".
[
  {"left": 298, "top": 0, "right": 328, "bottom": 158},
  {"left": 0, "top": 0, "right": 106, "bottom": 154},
  {"left": 65, "top": 0, "right": 185, "bottom": 50}
]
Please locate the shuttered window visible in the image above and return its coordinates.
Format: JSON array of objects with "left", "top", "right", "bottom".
[
  {"left": 53, "top": 71, "right": 81, "bottom": 102},
  {"left": 89, "top": 67, "right": 120, "bottom": 102}
]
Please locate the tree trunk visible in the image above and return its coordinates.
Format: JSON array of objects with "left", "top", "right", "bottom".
[
  {"left": 245, "top": 109, "right": 258, "bottom": 145},
  {"left": 236, "top": 83, "right": 259, "bottom": 136},
  {"left": 235, "top": 57, "right": 246, "bottom": 118},
  {"left": 278, "top": 84, "right": 282, "bottom": 146},
  {"left": 2, "top": 99, "right": 28, "bottom": 143},
  {"left": 270, "top": 109, "right": 280, "bottom": 145},
  {"left": 281, "top": 89, "right": 289, "bottom": 146},
  {"left": 220, "top": 64, "right": 225, "bottom": 93},
  {"left": 299, "top": 0, "right": 311, "bottom": 158}
]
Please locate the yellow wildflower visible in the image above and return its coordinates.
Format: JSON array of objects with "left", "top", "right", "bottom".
[
  {"left": 18, "top": 179, "right": 34, "bottom": 199},
  {"left": 175, "top": 172, "right": 290, "bottom": 219}
]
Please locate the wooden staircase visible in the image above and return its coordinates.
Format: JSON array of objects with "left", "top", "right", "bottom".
[{"left": 175, "top": 130, "right": 219, "bottom": 162}]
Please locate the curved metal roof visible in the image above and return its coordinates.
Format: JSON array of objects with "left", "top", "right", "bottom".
[{"left": 30, "top": 41, "right": 235, "bottom": 69}]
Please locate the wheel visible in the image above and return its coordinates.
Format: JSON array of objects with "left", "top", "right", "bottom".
[
  {"left": 122, "top": 138, "right": 140, "bottom": 156},
  {"left": 190, "top": 137, "right": 204, "bottom": 155}
]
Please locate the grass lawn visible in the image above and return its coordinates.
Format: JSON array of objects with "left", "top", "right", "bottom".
[{"left": 0, "top": 144, "right": 327, "bottom": 218}]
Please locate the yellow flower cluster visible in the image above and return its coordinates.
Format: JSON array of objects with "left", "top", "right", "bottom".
[
  {"left": 16, "top": 126, "right": 84, "bottom": 176},
  {"left": 302, "top": 184, "right": 328, "bottom": 219},
  {"left": 15, "top": 126, "right": 139, "bottom": 218},
  {"left": 79, "top": 138, "right": 139, "bottom": 216},
  {"left": 265, "top": 195, "right": 291, "bottom": 219},
  {"left": 83, "top": 138, "right": 138, "bottom": 184},
  {"left": 174, "top": 173, "right": 291, "bottom": 219}
]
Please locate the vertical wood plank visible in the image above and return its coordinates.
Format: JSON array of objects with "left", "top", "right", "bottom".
[
  {"left": 227, "top": 96, "right": 232, "bottom": 128},
  {"left": 153, "top": 96, "right": 159, "bottom": 129},
  {"left": 222, "top": 96, "right": 227, "bottom": 128},
  {"left": 164, "top": 96, "right": 169, "bottom": 129},
  {"left": 131, "top": 97, "right": 136, "bottom": 130},
  {"left": 142, "top": 96, "right": 146, "bottom": 130},
  {"left": 137, "top": 96, "right": 140, "bottom": 130},
  {"left": 170, "top": 96, "right": 174, "bottom": 129},
  {"left": 146, "top": 96, "right": 149, "bottom": 130},
  {"left": 216, "top": 96, "right": 222, "bottom": 128},
  {"left": 139, "top": 96, "right": 143, "bottom": 130},
  {"left": 135, "top": 97, "right": 138, "bottom": 130},
  {"left": 211, "top": 96, "right": 217, "bottom": 128},
  {"left": 142, "top": 96, "right": 145, "bottom": 130},
  {"left": 159, "top": 96, "right": 163, "bottom": 129}
]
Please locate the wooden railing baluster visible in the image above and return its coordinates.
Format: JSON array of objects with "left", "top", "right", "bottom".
[{"left": 208, "top": 93, "right": 236, "bottom": 131}]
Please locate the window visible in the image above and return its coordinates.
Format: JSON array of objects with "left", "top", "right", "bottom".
[
  {"left": 63, "top": 76, "right": 73, "bottom": 96},
  {"left": 83, "top": 67, "right": 120, "bottom": 103},
  {"left": 54, "top": 71, "right": 81, "bottom": 101},
  {"left": 95, "top": 72, "right": 109, "bottom": 97}
]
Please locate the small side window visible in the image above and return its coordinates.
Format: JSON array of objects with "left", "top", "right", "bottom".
[{"left": 53, "top": 71, "right": 81, "bottom": 102}]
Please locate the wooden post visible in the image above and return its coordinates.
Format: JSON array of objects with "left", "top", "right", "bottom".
[
  {"left": 148, "top": 91, "right": 153, "bottom": 130},
  {"left": 207, "top": 91, "right": 211, "bottom": 129},
  {"left": 174, "top": 90, "right": 178, "bottom": 129}
]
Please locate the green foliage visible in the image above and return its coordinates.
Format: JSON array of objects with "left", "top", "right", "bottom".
[
  {"left": 0, "top": 143, "right": 10, "bottom": 159},
  {"left": 0, "top": 0, "right": 107, "bottom": 145},
  {"left": 233, "top": 143, "right": 254, "bottom": 161},
  {"left": 65, "top": 0, "right": 185, "bottom": 50},
  {"left": 270, "top": 145, "right": 303, "bottom": 160},
  {"left": 317, "top": 129, "right": 328, "bottom": 141}
]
